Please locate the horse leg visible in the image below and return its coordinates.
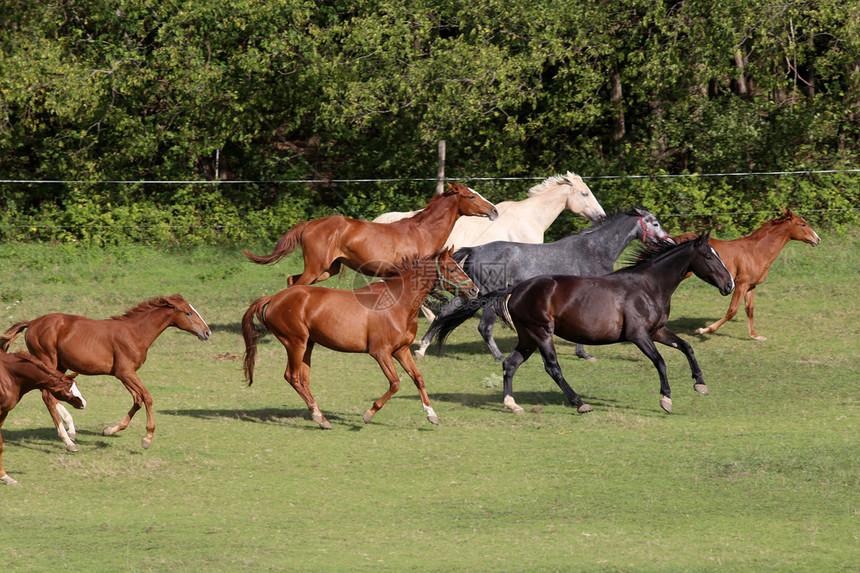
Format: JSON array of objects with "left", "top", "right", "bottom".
[
  {"left": 103, "top": 372, "right": 155, "bottom": 449},
  {"left": 653, "top": 327, "right": 709, "bottom": 395},
  {"left": 533, "top": 335, "right": 592, "bottom": 413},
  {"left": 0, "top": 412, "right": 17, "bottom": 486},
  {"left": 363, "top": 351, "right": 402, "bottom": 423},
  {"left": 575, "top": 344, "right": 596, "bottom": 361},
  {"left": 393, "top": 346, "right": 439, "bottom": 424},
  {"left": 414, "top": 297, "right": 464, "bottom": 359},
  {"left": 41, "top": 390, "right": 78, "bottom": 452},
  {"left": 501, "top": 336, "right": 540, "bottom": 414},
  {"left": 419, "top": 305, "right": 437, "bottom": 323},
  {"left": 281, "top": 339, "right": 330, "bottom": 429},
  {"left": 629, "top": 335, "right": 673, "bottom": 413},
  {"left": 477, "top": 307, "right": 506, "bottom": 362},
  {"left": 288, "top": 250, "right": 342, "bottom": 286},
  {"left": 744, "top": 287, "right": 766, "bottom": 341},
  {"left": 696, "top": 285, "right": 745, "bottom": 336}
]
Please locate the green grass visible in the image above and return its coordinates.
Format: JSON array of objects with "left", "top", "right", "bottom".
[{"left": 0, "top": 236, "right": 857, "bottom": 571}]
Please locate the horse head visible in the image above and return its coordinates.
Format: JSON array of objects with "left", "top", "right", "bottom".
[
  {"left": 166, "top": 295, "right": 212, "bottom": 341},
  {"left": 632, "top": 206, "right": 675, "bottom": 245},
  {"left": 689, "top": 232, "right": 735, "bottom": 296},
  {"left": 561, "top": 172, "right": 605, "bottom": 222},
  {"left": 783, "top": 208, "right": 821, "bottom": 247},
  {"left": 448, "top": 182, "right": 499, "bottom": 220},
  {"left": 24, "top": 356, "right": 87, "bottom": 410},
  {"left": 435, "top": 248, "right": 479, "bottom": 299}
]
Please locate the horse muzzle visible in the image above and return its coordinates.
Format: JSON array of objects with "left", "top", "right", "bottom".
[
  {"left": 198, "top": 329, "right": 212, "bottom": 341},
  {"left": 719, "top": 279, "right": 735, "bottom": 296},
  {"left": 486, "top": 207, "right": 500, "bottom": 221}
]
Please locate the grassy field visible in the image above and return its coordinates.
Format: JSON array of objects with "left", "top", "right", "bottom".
[{"left": 0, "top": 234, "right": 857, "bottom": 571}]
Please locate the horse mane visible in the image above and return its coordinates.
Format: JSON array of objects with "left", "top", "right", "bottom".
[
  {"left": 621, "top": 237, "right": 693, "bottom": 268},
  {"left": 576, "top": 206, "right": 646, "bottom": 235},
  {"left": 112, "top": 294, "right": 185, "bottom": 320},
  {"left": 527, "top": 172, "right": 581, "bottom": 197},
  {"left": 404, "top": 186, "right": 460, "bottom": 223},
  {"left": 380, "top": 249, "right": 451, "bottom": 282},
  {"left": 8, "top": 351, "right": 70, "bottom": 382}
]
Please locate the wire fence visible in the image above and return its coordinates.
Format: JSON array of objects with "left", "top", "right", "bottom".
[{"left": 1, "top": 168, "right": 857, "bottom": 233}]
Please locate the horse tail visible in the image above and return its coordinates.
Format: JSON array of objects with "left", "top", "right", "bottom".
[
  {"left": 242, "top": 221, "right": 310, "bottom": 265},
  {"left": 496, "top": 290, "right": 515, "bottom": 328},
  {"left": 432, "top": 295, "right": 485, "bottom": 350},
  {"left": 242, "top": 297, "right": 271, "bottom": 386},
  {"left": 0, "top": 320, "right": 30, "bottom": 352}
]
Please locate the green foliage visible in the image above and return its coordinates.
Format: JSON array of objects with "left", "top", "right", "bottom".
[{"left": 0, "top": 0, "right": 858, "bottom": 244}]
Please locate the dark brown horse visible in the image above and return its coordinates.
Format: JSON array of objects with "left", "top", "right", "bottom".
[
  {"left": 0, "top": 352, "right": 87, "bottom": 485},
  {"left": 0, "top": 295, "right": 210, "bottom": 450},
  {"left": 243, "top": 249, "right": 478, "bottom": 428},
  {"left": 499, "top": 234, "right": 735, "bottom": 415},
  {"left": 243, "top": 182, "right": 498, "bottom": 286},
  {"left": 675, "top": 208, "right": 820, "bottom": 340}
]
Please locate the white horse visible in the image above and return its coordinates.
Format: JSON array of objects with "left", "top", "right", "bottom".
[
  {"left": 373, "top": 172, "right": 605, "bottom": 247},
  {"left": 374, "top": 172, "right": 606, "bottom": 320}
]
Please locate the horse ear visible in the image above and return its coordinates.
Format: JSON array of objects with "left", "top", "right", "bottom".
[{"left": 69, "top": 373, "right": 78, "bottom": 379}]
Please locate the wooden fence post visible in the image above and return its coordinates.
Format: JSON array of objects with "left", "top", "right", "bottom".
[{"left": 435, "top": 140, "right": 446, "bottom": 194}]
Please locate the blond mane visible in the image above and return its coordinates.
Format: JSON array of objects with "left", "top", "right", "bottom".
[{"left": 527, "top": 172, "right": 582, "bottom": 197}]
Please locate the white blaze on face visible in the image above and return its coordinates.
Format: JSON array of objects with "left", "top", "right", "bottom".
[
  {"left": 189, "top": 303, "right": 206, "bottom": 324},
  {"left": 711, "top": 247, "right": 734, "bottom": 291},
  {"left": 468, "top": 187, "right": 495, "bottom": 209},
  {"left": 70, "top": 382, "right": 86, "bottom": 408}
]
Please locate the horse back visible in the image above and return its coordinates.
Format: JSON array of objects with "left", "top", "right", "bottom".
[{"left": 24, "top": 313, "right": 121, "bottom": 374}]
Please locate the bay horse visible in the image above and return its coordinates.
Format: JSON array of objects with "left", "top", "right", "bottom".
[
  {"left": 675, "top": 208, "right": 820, "bottom": 340},
  {"left": 0, "top": 295, "right": 210, "bottom": 451},
  {"left": 373, "top": 172, "right": 606, "bottom": 248},
  {"left": 418, "top": 206, "right": 674, "bottom": 361},
  {"left": 242, "top": 249, "right": 478, "bottom": 429},
  {"left": 243, "top": 182, "right": 498, "bottom": 286},
  {"left": 498, "top": 234, "right": 735, "bottom": 415},
  {"left": 1, "top": 352, "right": 87, "bottom": 485}
]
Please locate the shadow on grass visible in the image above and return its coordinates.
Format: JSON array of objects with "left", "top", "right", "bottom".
[{"left": 159, "top": 407, "right": 367, "bottom": 431}]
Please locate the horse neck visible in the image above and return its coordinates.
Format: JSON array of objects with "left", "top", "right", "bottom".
[
  {"left": 410, "top": 194, "right": 461, "bottom": 235},
  {"left": 637, "top": 245, "right": 697, "bottom": 299},
  {"left": 4, "top": 360, "right": 48, "bottom": 394},
  {"left": 118, "top": 307, "right": 175, "bottom": 345},
  {"left": 579, "top": 217, "right": 641, "bottom": 262},
  {"left": 393, "top": 261, "right": 440, "bottom": 314},
  {"left": 744, "top": 220, "right": 793, "bottom": 259},
  {"left": 515, "top": 185, "right": 570, "bottom": 232}
]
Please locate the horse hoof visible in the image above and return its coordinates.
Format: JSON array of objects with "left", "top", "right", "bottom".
[
  {"left": 577, "top": 404, "right": 594, "bottom": 414},
  {"left": 362, "top": 410, "right": 374, "bottom": 424},
  {"left": 694, "top": 383, "right": 709, "bottom": 395},
  {"left": 141, "top": 438, "right": 152, "bottom": 450},
  {"left": 427, "top": 415, "right": 440, "bottom": 425},
  {"left": 1, "top": 475, "right": 19, "bottom": 486},
  {"left": 319, "top": 421, "right": 333, "bottom": 430},
  {"left": 66, "top": 443, "right": 80, "bottom": 453},
  {"left": 752, "top": 335, "right": 767, "bottom": 341},
  {"left": 413, "top": 350, "right": 425, "bottom": 360},
  {"left": 102, "top": 427, "right": 114, "bottom": 437},
  {"left": 660, "top": 396, "right": 673, "bottom": 414},
  {"left": 694, "top": 327, "right": 706, "bottom": 335}
]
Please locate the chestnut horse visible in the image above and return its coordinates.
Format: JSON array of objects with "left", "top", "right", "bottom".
[
  {"left": 0, "top": 295, "right": 210, "bottom": 451},
  {"left": 373, "top": 173, "right": 606, "bottom": 247},
  {"left": 1, "top": 352, "right": 87, "bottom": 485},
  {"left": 675, "top": 209, "right": 820, "bottom": 340},
  {"left": 243, "top": 249, "right": 478, "bottom": 428},
  {"left": 498, "top": 234, "right": 734, "bottom": 415},
  {"left": 243, "top": 182, "right": 498, "bottom": 286}
]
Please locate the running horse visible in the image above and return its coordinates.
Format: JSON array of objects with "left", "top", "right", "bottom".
[
  {"left": 0, "top": 295, "right": 211, "bottom": 451},
  {"left": 373, "top": 172, "right": 606, "bottom": 247},
  {"left": 243, "top": 182, "right": 498, "bottom": 286},
  {"left": 418, "top": 206, "right": 673, "bottom": 361},
  {"left": 242, "top": 249, "right": 478, "bottom": 428},
  {"left": 1, "top": 352, "right": 87, "bottom": 485},
  {"left": 498, "top": 234, "right": 735, "bottom": 415},
  {"left": 675, "top": 208, "right": 820, "bottom": 340}
]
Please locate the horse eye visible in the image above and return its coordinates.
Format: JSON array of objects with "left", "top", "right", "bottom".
[{"left": 185, "top": 311, "right": 192, "bottom": 316}]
